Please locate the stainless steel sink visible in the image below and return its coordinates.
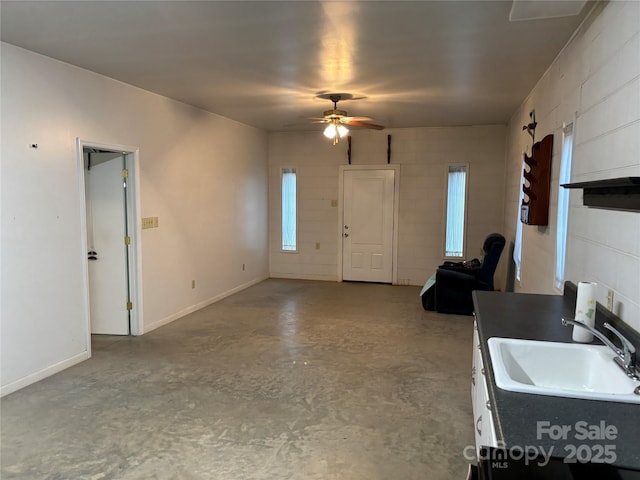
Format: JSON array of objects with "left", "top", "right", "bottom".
[{"left": 487, "top": 337, "right": 640, "bottom": 404}]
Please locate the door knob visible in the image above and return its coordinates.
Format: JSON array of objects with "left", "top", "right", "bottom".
[
  {"left": 344, "top": 233, "right": 349, "bottom": 238},
  {"left": 344, "top": 225, "right": 349, "bottom": 229}
]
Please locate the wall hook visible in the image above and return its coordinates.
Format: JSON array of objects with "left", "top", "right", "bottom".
[{"left": 522, "top": 110, "right": 537, "bottom": 143}]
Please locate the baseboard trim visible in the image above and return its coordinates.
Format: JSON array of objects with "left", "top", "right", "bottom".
[
  {"left": 1, "top": 351, "right": 90, "bottom": 398},
  {"left": 143, "top": 276, "right": 269, "bottom": 334},
  {"left": 269, "top": 273, "right": 337, "bottom": 282}
]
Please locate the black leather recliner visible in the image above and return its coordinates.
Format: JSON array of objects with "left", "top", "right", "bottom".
[{"left": 431, "top": 233, "right": 506, "bottom": 315}]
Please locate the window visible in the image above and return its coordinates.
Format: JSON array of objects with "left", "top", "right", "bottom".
[
  {"left": 445, "top": 165, "right": 468, "bottom": 258},
  {"left": 555, "top": 123, "right": 574, "bottom": 290},
  {"left": 281, "top": 167, "right": 297, "bottom": 251},
  {"left": 514, "top": 158, "right": 526, "bottom": 282}
]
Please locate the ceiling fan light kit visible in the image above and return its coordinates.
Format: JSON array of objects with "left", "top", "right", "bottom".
[{"left": 323, "top": 121, "right": 349, "bottom": 145}]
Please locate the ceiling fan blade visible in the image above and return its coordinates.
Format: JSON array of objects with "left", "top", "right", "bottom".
[
  {"left": 346, "top": 120, "right": 385, "bottom": 130},
  {"left": 342, "top": 116, "right": 372, "bottom": 122},
  {"left": 306, "top": 117, "right": 330, "bottom": 122}
]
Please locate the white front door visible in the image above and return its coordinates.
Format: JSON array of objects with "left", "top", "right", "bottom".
[
  {"left": 342, "top": 169, "right": 395, "bottom": 283},
  {"left": 85, "top": 152, "right": 130, "bottom": 335}
]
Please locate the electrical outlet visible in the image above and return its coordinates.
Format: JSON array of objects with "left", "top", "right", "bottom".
[
  {"left": 192, "top": 280, "right": 196, "bottom": 289},
  {"left": 315, "top": 242, "right": 320, "bottom": 250},
  {"left": 607, "top": 289, "right": 614, "bottom": 311}
]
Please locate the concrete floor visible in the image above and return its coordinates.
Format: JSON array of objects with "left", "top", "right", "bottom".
[{"left": 1, "top": 279, "right": 475, "bottom": 479}]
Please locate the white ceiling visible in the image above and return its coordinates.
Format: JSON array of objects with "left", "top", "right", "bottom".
[{"left": 0, "top": 1, "right": 591, "bottom": 132}]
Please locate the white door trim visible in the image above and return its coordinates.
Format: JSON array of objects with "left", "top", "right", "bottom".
[
  {"left": 76, "top": 139, "right": 144, "bottom": 349},
  {"left": 338, "top": 164, "right": 400, "bottom": 284}
]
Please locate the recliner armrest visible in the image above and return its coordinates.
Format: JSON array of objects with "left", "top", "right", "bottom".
[
  {"left": 438, "top": 261, "right": 481, "bottom": 278},
  {"left": 436, "top": 268, "right": 485, "bottom": 287},
  {"left": 434, "top": 268, "right": 492, "bottom": 315}
]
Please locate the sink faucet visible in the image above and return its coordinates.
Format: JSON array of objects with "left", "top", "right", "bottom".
[{"left": 561, "top": 318, "right": 638, "bottom": 380}]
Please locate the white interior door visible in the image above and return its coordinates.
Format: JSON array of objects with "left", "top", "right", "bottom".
[
  {"left": 343, "top": 169, "right": 395, "bottom": 283},
  {"left": 85, "top": 152, "right": 130, "bottom": 335}
]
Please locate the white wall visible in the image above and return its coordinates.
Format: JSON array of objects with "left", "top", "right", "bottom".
[
  {"left": 502, "top": 2, "right": 640, "bottom": 330},
  {"left": 1, "top": 43, "right": 269, "bottom": 395},
  {"left": 268, "top": 125, "right": 506, "bottom": 286}
]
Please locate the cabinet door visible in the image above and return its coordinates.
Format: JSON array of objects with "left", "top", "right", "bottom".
[
  {"left": 471, "top": 322, "right": 483, "bottom": 456},
  {"left": 472, "top": 321, "right": 498, "bottom": 455},
  {"left": 472, "top": 324, "right": 479, "bottom": 406},
  {"left": 479, "top": 363, "right": 498, "bottom": 448}
]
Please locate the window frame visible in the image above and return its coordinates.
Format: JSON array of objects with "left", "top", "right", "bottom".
[
  {"left": 280, "top": 166, "right": 298, "bottom": 253},
  {"left": 554, "top": 122, "right": 574, "bottom": 291},
  {"left": 444, "top": 163, "right": 469, "bottom": 259}
]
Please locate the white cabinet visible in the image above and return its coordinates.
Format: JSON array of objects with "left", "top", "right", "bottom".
[{"left": 471, "top": 320, "right": 498, "bottom": 458}]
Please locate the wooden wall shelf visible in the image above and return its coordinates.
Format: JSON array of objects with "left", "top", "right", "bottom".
[
  {"left": 561, "top": 177, "right": 640, "bottom": 211},
  {"left": 520, "top": 134, "right": 553, "bottom": 225}
]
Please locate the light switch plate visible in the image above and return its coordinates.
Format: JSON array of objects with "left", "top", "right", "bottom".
[
  {"left": 142, "top": 217, "right": 159, "bottom": 229},
  {"left": 142, "top": 217, "right": 154, "bottom": 229}
]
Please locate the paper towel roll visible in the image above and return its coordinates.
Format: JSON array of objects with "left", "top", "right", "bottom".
[{"left": 573, "top": 281, "right": 597, "bottom": 342}]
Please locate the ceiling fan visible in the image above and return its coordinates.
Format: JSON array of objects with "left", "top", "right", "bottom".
[{"left": 309, "top": 93, "right": 384, "bottom": 145}]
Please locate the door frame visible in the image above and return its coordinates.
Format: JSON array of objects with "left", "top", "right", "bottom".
[
  {"left": 76, "top": 138, "right": 143, "bottom": 351},
  {"left": 337, "top": 165, "right": 400, "bottom": 283}
]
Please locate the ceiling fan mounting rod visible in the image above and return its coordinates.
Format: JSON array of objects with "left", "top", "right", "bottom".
[{"left": 329, "top": 94, "right": 342, "bottom": 109}]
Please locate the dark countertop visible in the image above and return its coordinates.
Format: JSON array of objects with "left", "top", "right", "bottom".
[{"left": 473, "top": 290, "right": 640, "bottom": 471}]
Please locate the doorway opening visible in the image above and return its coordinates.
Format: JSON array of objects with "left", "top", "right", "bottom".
[
  {"left": 338, "top": 165, "right": 400, "bottom": 284},
  {"left": 77, "top": 139, "right": 142, "bottom": 351}
]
